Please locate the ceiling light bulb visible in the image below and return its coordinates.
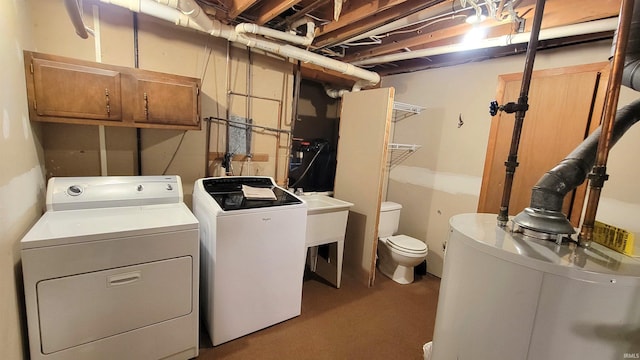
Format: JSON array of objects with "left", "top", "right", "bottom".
[{"left": 465, "top": 14, "right": 487, "bottom": 24}]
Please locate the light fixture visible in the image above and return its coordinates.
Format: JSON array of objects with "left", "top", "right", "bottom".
[
  {"left": 463, "top": 0, "right": 487, "bottom": 25},
  {"left": 465, "top": 13, "right": 487, "bottom": 24}
]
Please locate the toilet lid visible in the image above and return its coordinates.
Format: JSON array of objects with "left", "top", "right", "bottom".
[{"left": 387, "top": 235, "right": 428, "bottom": 254}]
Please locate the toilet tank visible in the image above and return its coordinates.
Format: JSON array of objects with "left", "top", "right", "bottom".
[{"left": 378, "top": 202, "right": 402, "bottom": 238}]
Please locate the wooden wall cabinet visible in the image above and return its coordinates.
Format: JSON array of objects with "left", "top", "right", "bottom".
[{"left": 24, "top": 51, "right": 201, "bottom": 130}]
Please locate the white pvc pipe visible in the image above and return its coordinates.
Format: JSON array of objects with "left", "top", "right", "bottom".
[
  {"left": 100, "top": 0, "right": 380, "bottom": 88},
  {"left": 101, "top": 0, "right": 191, "bottom": 26},
  {"left": 236, "top": 23, "right": 314, "bottom": 46},
  {"left": 325, "top": 86, "right": 350, "bottom": 98},
  {"left": 174, "top": 0, "right": 212, "bottom": 31},
  {"left": 352, "top": 18, "right": 619, "bottom": 66}
]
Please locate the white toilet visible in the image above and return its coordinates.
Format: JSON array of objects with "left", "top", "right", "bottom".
[{"left": 377, "top": 201, "right": 428, "bottom": 284}]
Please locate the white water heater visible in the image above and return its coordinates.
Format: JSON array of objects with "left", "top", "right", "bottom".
[{"left": 432, "top": 213, "right": 640, "bottom": 360}]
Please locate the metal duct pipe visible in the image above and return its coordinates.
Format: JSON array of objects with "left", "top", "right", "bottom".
[
  {"left": 513, "top": 0, "right": 639, "bottom": 242},
  {"left": 512, "top": 99, "right": 640, "bottom": 236},
  {"left": 622, "top": 0, "right": 640, "bottom": 90}
]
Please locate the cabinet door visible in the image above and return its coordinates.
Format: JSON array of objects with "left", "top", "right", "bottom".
[
  {"left": 24, "top": 51, "right": 201, "bottom": 130},
  {"left": 478, "top": 63, "right": 609, "bottom": 225},
  {"left": 130, "top": 74, "right": 200, "bottom": 128},
  {"left": 31, "top": 58, "right": 122, "bottom": 121}
]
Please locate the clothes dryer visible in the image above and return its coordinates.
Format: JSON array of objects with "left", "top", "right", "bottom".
[{"left": 21, "top": 176, "right": 199, "bottom": 360}]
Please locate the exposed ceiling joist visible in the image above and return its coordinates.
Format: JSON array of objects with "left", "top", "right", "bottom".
[
  {"left": 183, "top": 0, "right": 621, "bottom": 87},
  {"left": 227, "top": 0, "right": 259, "bottom": 19},
  {"left": 254, "top": 0, "right": 302, "bottom": 25}
]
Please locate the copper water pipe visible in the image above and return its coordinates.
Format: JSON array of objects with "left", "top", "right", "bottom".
[
  {"left": 496, "top": 0, "right": 547, "bottom": 226},
  {"left": 579, "top": 0, "right": 635, "bottom": 247}
]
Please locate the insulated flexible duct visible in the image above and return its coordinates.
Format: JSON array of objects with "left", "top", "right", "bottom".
[{"left": 523, "top": 99, "right": 640, "bottom": 216}]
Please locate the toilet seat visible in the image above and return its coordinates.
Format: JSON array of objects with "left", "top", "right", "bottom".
[{"left": 386, "top": 235, "right": 427, "bottom": 254}]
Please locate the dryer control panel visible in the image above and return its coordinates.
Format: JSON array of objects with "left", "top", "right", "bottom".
[{"left": 46, "top": 176, "right": 183, "bottom": 211}]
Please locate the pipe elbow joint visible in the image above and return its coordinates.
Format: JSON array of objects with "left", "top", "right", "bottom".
[
  {"left": 529, "top": 158, "right": 588, "bottom": 212},
  {"left": 235, "top": 23, "right": 256, "bottom": 34}
]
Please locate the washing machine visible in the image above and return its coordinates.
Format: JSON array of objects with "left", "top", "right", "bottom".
[
  {"left": 21, "top": 176, "right": 199, "bottom": 360},
  {"left": 192, "top": 176, "right": 307, "bottom": 346}
]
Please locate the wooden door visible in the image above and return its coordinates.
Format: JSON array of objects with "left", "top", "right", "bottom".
[
  {"left": 334, "top": 87, "right": 394, "bottom": 287},
  {"left": 478, "top": 63, "right": 609, "bottom": 226}
]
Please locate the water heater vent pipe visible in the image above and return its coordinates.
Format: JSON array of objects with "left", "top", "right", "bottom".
[{"left": 513, "top": 0, "right": 639, "bottom": 245}]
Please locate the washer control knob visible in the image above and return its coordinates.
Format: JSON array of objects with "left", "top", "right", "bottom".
[
  {"left": 166, "top": 184, "right": 173, "bottom": 191},
  {"left": 137, "top": 184, "right": 144, "bottom": 192},
  {"left": 67, "top": 185, "right": 83, "bottom": 196}
]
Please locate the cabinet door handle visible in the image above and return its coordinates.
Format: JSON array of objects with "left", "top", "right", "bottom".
[
  {"left": 105, "top": 88, "right": 111, "bottom": 116},
  {"left": 144, "top": 92, "right": 149, "bottom": 120}
]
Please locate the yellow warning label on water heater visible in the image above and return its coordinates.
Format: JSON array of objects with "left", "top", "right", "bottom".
[{"left": 592, "top": 220, "right": 636, "bottom": 257}]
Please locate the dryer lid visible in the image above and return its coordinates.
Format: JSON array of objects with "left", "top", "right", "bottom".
[{"left": 387, "top": 235, "right": 427, "bottom": 253}]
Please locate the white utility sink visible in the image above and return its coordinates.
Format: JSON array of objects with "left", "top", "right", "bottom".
[
  {"left": 303, "top": 194, "right": 354, "bottom": 215},
  {"left": 300, "top": 194, "right": 353, "bottom": 288}
]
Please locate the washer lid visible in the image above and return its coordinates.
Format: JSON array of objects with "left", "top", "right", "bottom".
[
  {"left": 198, "top": 176, "right": 302, "bottom": 211},
  {"left": 387, "top": 235, "right": 428, "bottom": 253},
  {"left": 21, "top": 203, "right": 198, "bottom": 249}
]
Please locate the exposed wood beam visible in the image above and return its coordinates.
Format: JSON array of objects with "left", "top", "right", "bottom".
[
  {"left": 532, "top": 0, "right": 620, "bottom": 27},
  {"left": 227, "top": 0, "right": 259, "bottom": 19},
  {"left": 343, "top": 18, "right": 472, "bottom": 62},
  {"left": 343, "top": 0, "right": 620, "bottom": 62},
  {"left": 255, "top": 0, "right": 302, "bottom": 25},
  {"left": 274, "top": 0, "right": 332, "bottom": 28},
  {"left": 313, "top": 0, "right": 447, "bottom": 49},
  {"left": 375, "top": 31, "right": 614, "bottom": 76},
  {"left": 316, "top": 0, "right": 411, "bottom": 36},
  {"left": 300, "top": 62, "right": 362, "bottom": 88}
]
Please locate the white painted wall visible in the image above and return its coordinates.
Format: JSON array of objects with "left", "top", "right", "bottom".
[
  {"left": 382, "top": 40, "right": 640, "bottom": 276},
  {"left": 0, "top": 1, "right": 45, "bottom": 358}
]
